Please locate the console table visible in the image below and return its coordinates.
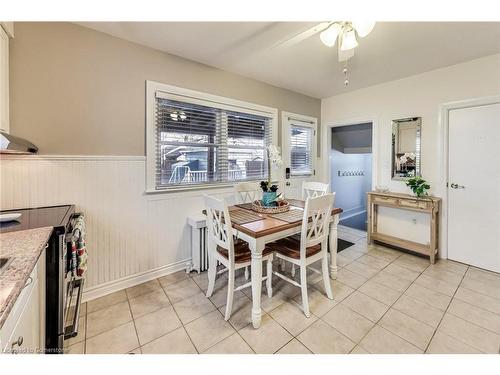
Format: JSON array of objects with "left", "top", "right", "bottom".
[{"left": 367, "top": 191, "right": 441, "bottom": 263}]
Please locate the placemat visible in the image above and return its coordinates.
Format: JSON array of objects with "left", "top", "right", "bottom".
[
  {"left": 229, "top": 209, "right": 264, "bottom": 225},
  {"left": 286, "top": 199, "right": 305, "bottom": 208},
  {"left": 234, "top": 203, "right": 254, "bottom": 210},
  {"left": 270, "top": 209, "right": 305, "bottom": 223}
]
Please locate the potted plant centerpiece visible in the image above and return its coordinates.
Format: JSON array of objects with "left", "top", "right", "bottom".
[
  {"left": 260, "top": 145, "right": 282, "bottom": 207},
  {"left": 406, "top": 176, "right": 430, "bottom": 198}
]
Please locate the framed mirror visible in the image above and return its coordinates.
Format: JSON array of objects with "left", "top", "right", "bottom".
[{"left": 391, "top": 117, "right": 421, "bottom": 180}]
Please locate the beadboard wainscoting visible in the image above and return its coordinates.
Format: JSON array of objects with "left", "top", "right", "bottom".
[{"left": 0, "top": 156, "right": 236, "bottom": 301}]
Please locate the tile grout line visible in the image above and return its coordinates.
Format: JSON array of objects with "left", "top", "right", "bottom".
[
  {"left": 129, "top": 280, "right": 199, "bottom": 352},
  {"left": 183, "top": 270, "right": 265, "bottom": 354},
  {"left": 125, "top": 288, "right": 142, "bottom": 354},
  {"left": 164, "top": 273, "right": 203, "bottom": 354},
  {"left": 455, "top": 282, "right": 500, "bottom": 303},
  {"left": 342, "top": 250, "right": 433, "bottom": 353},
  {"left": 423, "top": 265, "right": 470, "bottom": 353},
  {"left": 286, "top": 239, "right": 404, "bottom": 353},
  {"left": 429, "top": 266, "right": 500, "bottom": 353}
]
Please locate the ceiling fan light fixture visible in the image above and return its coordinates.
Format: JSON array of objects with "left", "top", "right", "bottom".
[
  {"left": 320, "top": 22, "right": 342, "bottom": 47},
  {"left": 351, "top": 21, "right": 375, "bottom": 38},
  {"left": 340, "top": 29, "right": 358, "bottom": 51}
]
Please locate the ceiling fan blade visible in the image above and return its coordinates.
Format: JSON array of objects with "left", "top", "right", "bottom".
[{"left": 271, "top": 22, "right": 331, "bottom": 49}]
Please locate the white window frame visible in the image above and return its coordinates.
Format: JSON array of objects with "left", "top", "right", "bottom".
[
  {"left": 281, "top": 111, "right": 318, "bottom": 179},
  {"left": 146, "top": 81, "right": 278, "bottom": 193}
]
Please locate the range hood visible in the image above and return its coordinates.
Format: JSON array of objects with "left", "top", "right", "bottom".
[{"left": 0, "top": 131, "right": 38, "bottom": 154}]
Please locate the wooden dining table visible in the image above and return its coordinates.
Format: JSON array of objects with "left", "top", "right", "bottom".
[{"left": 223, "top": 199, "right": 343, "bottom": 329}]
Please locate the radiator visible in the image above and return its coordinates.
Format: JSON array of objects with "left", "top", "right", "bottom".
[{"left": 187, "top": 216, "right": 208, "bottom": 273}]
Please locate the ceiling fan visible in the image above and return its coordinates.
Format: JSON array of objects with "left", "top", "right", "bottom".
[
  {"left": 275, "top": 21, "right": 375, "bottom": 60},
  {"left": 273, "top": 21, "right": 375, "bottom": 85}
]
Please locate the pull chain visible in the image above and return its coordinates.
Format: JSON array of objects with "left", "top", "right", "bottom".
[{"left": 343, "top": 63, "right": 349, "bottom": 86}]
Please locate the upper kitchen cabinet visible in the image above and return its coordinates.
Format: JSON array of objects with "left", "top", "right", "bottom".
[{"left": 0, "top": 22, "right": 13, "bottom": 134}]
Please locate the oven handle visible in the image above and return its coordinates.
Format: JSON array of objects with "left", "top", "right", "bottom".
[{"left": 64, "top": 278, "right": 84, "bottom": 339}]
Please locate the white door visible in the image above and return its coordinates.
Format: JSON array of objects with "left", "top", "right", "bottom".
[
  {"left": 448, "top": 101, "right": 500, "bottom": 272},
  {"left": 281, "top": 112, "right": 318, "bottom": 199}
]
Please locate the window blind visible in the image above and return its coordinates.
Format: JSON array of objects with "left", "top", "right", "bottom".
[
  {"left": 290, "top": 124, "right": 314, "bottom": 176},
  {"left": 155, "top": 96, "right": 272, "bottom": 189}
]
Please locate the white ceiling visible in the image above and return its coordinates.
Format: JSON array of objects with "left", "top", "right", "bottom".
[{"left": 77, "top": 22, "right": 500, "bottom": 98}]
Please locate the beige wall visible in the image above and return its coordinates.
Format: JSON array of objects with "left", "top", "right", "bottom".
[{"left": 9, "top": 22, "right": 321, "bottom": 155}]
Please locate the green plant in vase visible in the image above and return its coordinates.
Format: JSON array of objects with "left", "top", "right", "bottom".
[
  {"left": 406, "top": 176, "right": 430, "bottom": 198},
  {"left": 260, "top": 145, "right": 283, "bottom": 206},
  {"left": 260, "top": 181, "right": 280, "bottom": 206}
]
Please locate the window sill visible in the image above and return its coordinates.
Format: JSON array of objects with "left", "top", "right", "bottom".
[
  {"left": 145, "top": 184, "right": 235, "bottom": 194},
  {"left": 145, "top": 179, "right": 273, "bottom": 195}
]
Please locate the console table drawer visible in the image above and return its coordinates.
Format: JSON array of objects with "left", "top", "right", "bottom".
[
  {"left": 399, "top": 198, "right": 431, "bottom": 210},
  {"left": 372, "top": 195, "right": 398, "bottom": 205}
]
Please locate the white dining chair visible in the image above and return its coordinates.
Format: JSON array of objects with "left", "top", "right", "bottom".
[
  {"left": 268, "top": 194, "right": 335, "bottom": 317},
  {"left": 285, "top": 181, "right": 330, "bottom": 278},
  {"left": 302, "top": 181, "right": 329, "bottom": 199},
  {"left": 233, "top": 182, "right": 262, "bottom": 280},
  {"left": 234, "top": 181, "right": 261, "bottom": 204},
  {"left": 204, "top": 194, "right": 274, "bottom": 321}
]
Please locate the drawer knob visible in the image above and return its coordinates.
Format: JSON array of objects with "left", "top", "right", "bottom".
[{"left": 23, "top": 276, "right": 33, "bottom": 289}]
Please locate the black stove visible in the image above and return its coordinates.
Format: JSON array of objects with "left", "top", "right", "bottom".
[
  {"left": 0, "top": 205, "right": 74, "bottom": 233},
  {"left": 0, "top": 204, "right": 78, "bottom": 353}
]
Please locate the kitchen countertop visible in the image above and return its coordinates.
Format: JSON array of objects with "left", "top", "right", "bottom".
[{"left": 0, "top": 227, "right": 53, "bottom": 329}]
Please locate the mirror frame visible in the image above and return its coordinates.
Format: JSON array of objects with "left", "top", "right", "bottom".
[{"left": 391, "top": 117, "right": 422, "bottom": 181}]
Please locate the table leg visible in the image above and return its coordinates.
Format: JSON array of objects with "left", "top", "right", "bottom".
[
  {"left": 329, "top": 214, "right": 339, "bottom": 280},
  {"left": 367, "top": 195, "right": 372, "bottom": 244},
  {"left": 250, "top": 239, "right": 265, "bottom": 329}
]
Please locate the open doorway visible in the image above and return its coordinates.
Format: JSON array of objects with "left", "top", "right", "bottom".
[{"left": 330, "top": 123, "right": 373, "bottom": 232}]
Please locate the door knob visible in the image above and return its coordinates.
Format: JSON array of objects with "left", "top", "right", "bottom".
[
  {"left": 11, "top": 336, "right": 23, "bottom": 348},
  {"left": 450, "top": 183, "right": 465, "bottom": 189}
]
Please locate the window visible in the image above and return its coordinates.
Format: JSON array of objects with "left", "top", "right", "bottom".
[
  {"left": 289, "top": 124, "right": 314, "bottom": 176},
  {"left": 146, "top": 82, "right": 277, "bottom": 191},
  {"left": 290, "top": 124, "right": 314, "bottom": 176},
  {"left": 282, "top": 113, "right": 317, "bottom": 180}
]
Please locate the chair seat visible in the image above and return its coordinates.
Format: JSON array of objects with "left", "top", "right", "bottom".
[
  {"left": 268, "top": 236, "right": 322, "bottom": 259},
  {"left": 217, "top": 239, "right": 273, "bottom": 263}
]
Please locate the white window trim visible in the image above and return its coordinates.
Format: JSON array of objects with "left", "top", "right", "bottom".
[
  {"left": 281, "top": 111, "right": 318, "bottom": 179},
  {"left": 146, "top": 80, "right": 278, "bottom": 193}
]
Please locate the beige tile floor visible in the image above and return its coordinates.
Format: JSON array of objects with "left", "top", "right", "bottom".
[{"left": 65, "top": 225, "right": 500, "bottom": 354}]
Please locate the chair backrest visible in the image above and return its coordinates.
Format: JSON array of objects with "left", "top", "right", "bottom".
[
  {"left": 203, "top": 195, "right": 235, "bottom": 261},
  {"left": 300, "top": 193, "right": 335, "bottom": 256},
  {"left": 234, "top": 182, "right": 261, "bottom": 203},
  {"left": 302, "top": 181, "right": 329, "bottom": 200}
]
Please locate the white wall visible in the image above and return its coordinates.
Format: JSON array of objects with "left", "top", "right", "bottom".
[
  {"left": 321, "top": 54, "right": 500, "bottom": 253},
  {"left": 0, "top": 156, "right": 237, "bottom": 301}
]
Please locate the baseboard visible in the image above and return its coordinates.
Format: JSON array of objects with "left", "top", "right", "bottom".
[
  {"left": 341, "top": 208, "right": 367, "bottom": 220},
  {"left": 82, "top": 258, "right": 191, "bottom": 302}
]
